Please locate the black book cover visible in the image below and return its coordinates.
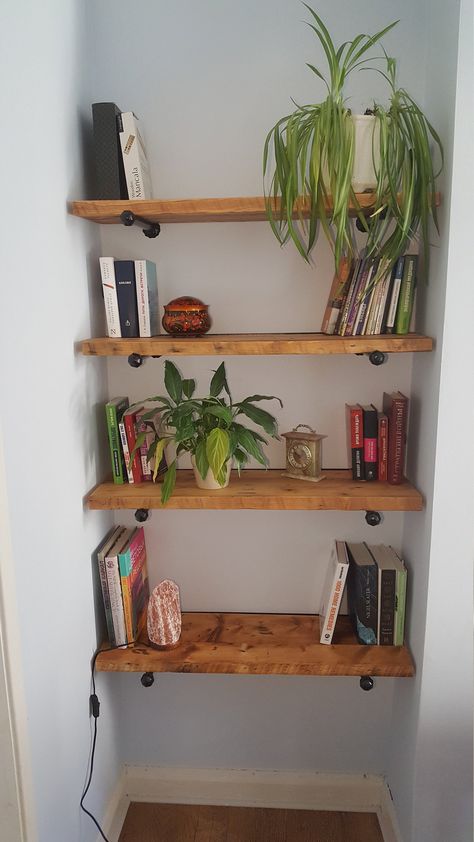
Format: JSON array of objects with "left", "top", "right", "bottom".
[
  {"left": 92, "top": 102, "right": 128, "bottom": 199},
  {"left": 360, "top": 404, "right": 378, "bottom": 481},
  {"left": 114, "top": 260, "right": 139, "bottom": 337},
  {"left": 347, "top": 542, "right": 378, "bottom": 644}
]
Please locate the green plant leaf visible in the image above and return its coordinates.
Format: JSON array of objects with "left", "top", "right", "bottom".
[
  {"left": 235, "top": 403, "right": 278, "bottom": 436},
  {"left": 239, "top": 395, "right": 283, "bottom": 408},
  {"left": 164, "top": 360, "right": 183, "bottom": 404},
  {"left": 194, "top": 439, "right": 209, "bottom": 480},
  {"left": 128, "top": 430, "right": 147, "bottom": 469},
  {"left": 205, "top": 428, "right": 230, "bottom": 480},
  {"left": 161, "top": 459, "right": 177, "bottom": 505},
  {"left": 152, "top": 438, "right": 168, "bottom": 482},
  {"left": 235, "top": 428, "right": 267, "bottom": 466},
  {"left": 182, "top": 378, "right": 196, "bottom": 398}
]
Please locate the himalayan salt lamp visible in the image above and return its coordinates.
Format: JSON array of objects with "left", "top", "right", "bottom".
[{"left": 147, "top": 579, "right": 181, "bottom": 649}]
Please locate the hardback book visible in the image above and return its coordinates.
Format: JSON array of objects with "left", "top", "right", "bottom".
[
  {"left": 383, "top": 391, "right": 409, "bottom": 484},
  {"left": 105, "top": 396, "right": 130, "bottom": 484},
  {"left": 320, "top": 258, "right": 353, "bottom": 334},
  {"left": 346, "top": 404, "right": 364, "bottom": 481},
  {"left": 392, "top": 550, "right": 408, "bottom": 646},
  {"left": 367, "top": 544, "right": 397, "bottom": 645},
  {"left": 347, "top": 542, "right": 378, "bottom": 644},
  {"left": 118, "top": 527, "right": 150, "bottom": 643},
  {"left": 99, "top": 257, "right": 121, "bottom": 338},
  {"left": 377, "top": 411, "right": 388, "bottom": 482},
  {"left": 319, "top": 540, "right": 350, "bottom": 644},
  {"left": 395, "top": 254, "right": 418, "bottom": 335},
  {"left": 360, "top": 404, "right": 378, "bottom": 481},
  {"left": 120, "top": 405, "right": 145, "bottom": 484},
  {"left": 385, "top": 255, "right": 405, "bottom": 334},
  {"left": 114, "top": 260, "right": 139, "bottom": 337},
  {"left": 118, "top": 111, "right": 153, "bottom": 199},
  {"left": 96, "top": 526, "right": 123, "bottom": 644},
  {"left": 91, "top": 102, "right": 128, "bottom": 200},
  {"left": 135, "top": 259, "right": 159, "bottom": 337},
  {"left": 104, "top": 527, "right": 132, "bottom": 646}
]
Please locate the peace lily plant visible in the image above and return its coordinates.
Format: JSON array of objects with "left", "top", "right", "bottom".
[
  {"left": 130, "top": 361, "right": 282, "bottom": 505},
  {"left": 263, "top": 5, "right": 442, "bottom": 279}
]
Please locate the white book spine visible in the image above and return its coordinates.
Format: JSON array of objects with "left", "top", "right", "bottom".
[
  {"left": 105, "top": 553, "right": 127, "bottom": 646},
  {"left": 118, "top": 421, "right": 134, "bottom": 483},
  {"left": 119, "top": 111, "right": 153, "bottom": 199},
  {"left": 135, "top": 259, "right": 150, "bottom": 337},
  {"left": 99, "top": 257, "right": 121, "bottom": 337}
]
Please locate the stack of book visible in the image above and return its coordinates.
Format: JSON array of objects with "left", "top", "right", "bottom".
[
  {"left": 96, "top": 526, "right": 150, "bottom": 647},
  {"left": 346, "top": 392, "right": 409, "bottom": 484},
  {"left": 319, "top": 539, "right": 407, "bottom": 646},
  {"left": 105, "top": 396, "right": 167, "bottom": 485},
  {"left": 320, "top": 254, "right": 417, "bottom": 336},
  {"left": 100, "top": 257, "right": 159, "bottom": 338},
  {"left": 91, "top": 102, "right": 153, "bottom": 200}
]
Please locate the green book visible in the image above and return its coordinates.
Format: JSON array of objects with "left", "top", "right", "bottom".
[
  {"left": 395, "top": 254, "right": 418, "bottom": 334},
  {"left": 105, "top": 396, "right": 129, "bottom": 484},
  {"left": 394, "top": 562, "right": 407, "bottom": 646}
]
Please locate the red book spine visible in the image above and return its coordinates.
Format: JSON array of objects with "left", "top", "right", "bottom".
[
  {"left": 383, "top": 393, "right": 409, "bottom": 484},
  {"left": 378, "top": 412, "right": 388, "bottom": 482},
  {"left": 124, "top": 410, "right": 144, "bottom": 484}
]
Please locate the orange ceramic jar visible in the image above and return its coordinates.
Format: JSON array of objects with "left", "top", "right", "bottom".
[{"left": 162, "top": 297, "right": 211, "bottom": 336}]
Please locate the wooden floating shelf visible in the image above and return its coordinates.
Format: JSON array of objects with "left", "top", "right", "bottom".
[
  {"left": 86, "top": 469, "right": 423, "bottom": 512},
  {"left": 95, "top": 613, "right": 415, "bottom": 677},
  {"left": 80, "top": 332, "right": 433, "bottom": 357},
  {"left": 70, "top": 194, "right": 440, "bottom": 225}
]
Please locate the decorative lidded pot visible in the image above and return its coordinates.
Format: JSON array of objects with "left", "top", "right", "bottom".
[{"left": 162, "top": 296, "right": 211, "bottom": 336}]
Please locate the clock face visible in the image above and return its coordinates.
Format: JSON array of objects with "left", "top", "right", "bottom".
[{"left": 287, "top": 441, "right": 313, "bottom": 470}]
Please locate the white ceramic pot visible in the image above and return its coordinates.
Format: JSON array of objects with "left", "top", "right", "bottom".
[
  {"left": 191, "top": 457, "right": 231, "bottom": 490},
  {"left": 351, "top": 114, "right": 380, "bottom": 192}
]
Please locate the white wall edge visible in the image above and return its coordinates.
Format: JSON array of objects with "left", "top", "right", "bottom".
[{"left": 101, "top": 765, "right": 403, "bottom": 842}]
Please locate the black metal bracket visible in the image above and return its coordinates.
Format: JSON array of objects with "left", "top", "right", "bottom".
[
  {"left": 141, "top": 672, "right": 155, "bottom": 687},
  {"left": 360, "top": 675, "right": 374, "bottom": 691},
  {"left": 128, "top": 353, "right": 162, "bottom": 368},
  {"left": 365, "top": 510, "right": 382, "bottom": 526},
  {"left": 135, "top": 508, "right": 150, "bottom": 523},
  {"left": 120, "top": 210, "right": 161, "bottom": 239},
  {"left": 354, "top": 351, "right": 387, "bottom": 366}
]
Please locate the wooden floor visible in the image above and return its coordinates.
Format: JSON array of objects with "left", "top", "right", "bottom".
[{"left": 118, "top": 803, "right": 384, "bottom": 841}]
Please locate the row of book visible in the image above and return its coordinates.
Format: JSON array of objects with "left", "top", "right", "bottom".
[
  {"left": 346, "top": 391, "right": 408, "bottom": 484},
  {"left": 97, "top": 525, "right": 149, "bottom": 647},
  {"left": 100, "top": 257, "right": 159, "bottom": 338},
  {"left": 92, "top": 102, "right": 153, "bottom": 200},
  {"left": 319, "top": 540, "right": 407, "bottom": 646},
  {"left": 321, "top": 254, "right": 417, "bottom": 336},
  {"left": 106, "top": 396, "right": 167, "bottom": 485}
]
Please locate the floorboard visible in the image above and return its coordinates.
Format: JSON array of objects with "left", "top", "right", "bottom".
[{"left": 118, "top": 802, "right": 384, "bottom": 842}]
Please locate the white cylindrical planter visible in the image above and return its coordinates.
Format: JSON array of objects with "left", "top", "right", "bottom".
[
  {"left": 191, "top": 457, "right": 231, "bottom": 490},
  {"left": 351, "top": 114, "right": 380, "bottom": 192}
]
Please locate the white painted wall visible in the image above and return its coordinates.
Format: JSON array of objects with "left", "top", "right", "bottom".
[{"left": 0, "top": 1, "right": 123, "bottom": 839}]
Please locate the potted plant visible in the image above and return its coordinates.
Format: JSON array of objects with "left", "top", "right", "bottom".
[
  {"left": 263, "top": 5, "right": 442, "bottom": 279},
  {"left": 130, "top": 361, "right": 282, "bottom": 504}
]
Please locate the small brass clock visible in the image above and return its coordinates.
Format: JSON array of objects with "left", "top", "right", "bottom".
[{"left": 282, "top": 425, "right": 326, "bottom": 482}]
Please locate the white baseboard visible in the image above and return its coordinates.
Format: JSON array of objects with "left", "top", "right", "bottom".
[{"left": 100, "top": 765, "right": 403, "bottom": 842}]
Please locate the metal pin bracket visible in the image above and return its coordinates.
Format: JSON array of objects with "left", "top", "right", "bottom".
[{"left": 120, "top": 210, "right": 161, "bottom": 238}]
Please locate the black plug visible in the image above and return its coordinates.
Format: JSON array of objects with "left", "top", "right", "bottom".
[{"left": 90, "top": 694, "right": 100, "bottom": 719}]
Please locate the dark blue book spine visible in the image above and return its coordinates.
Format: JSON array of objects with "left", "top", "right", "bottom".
[
  {"left": 114, "top": 261, "right": 139, "bottom": 337},
  {"left": 348, "top": 556, "right": 378, "bottom": 644}
]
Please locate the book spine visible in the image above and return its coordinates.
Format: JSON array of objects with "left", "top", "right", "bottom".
[
  {"left": 385, "top": 255, "right": 405, "bottom": 334},
  {"left": 395, "top": 255, "right": 418, "bottom": 335},
  {"left": 394, "top": 567, "right": 407, "bottom": 645},
  {"left": 384, "top": 395, "right": 409, "bottom": 484},
  {"left": 114, "top": 260, "right": 139, "bottom": 337},
  {"left": 362, "top": 406, "right": 378, "bottom": 481},
  {"left": 319, "top": 561, "right": 349, "bottom": 644},
  {"left": 97, "top": 553, "right": 115, "bottom": 644},
  {"left": 135, "top": 409, "right": 152, "bottom": 481},
  {"left": 99, "top": 257, "right": 121, "bottom": 338},
  {"left": 320, "top": 258, "right": 353, "bottom": 334},
  {"left": 124, "top": 412, "right": 143, "bottom": 484},
  {"left": 118, "top": 546, "right": 134, "bottom": 643},
  {"left": 350, "top": 562, "right": 378, "bottom": 645},
  {"left": 379, "top": 568, "right": 396, "bottom": 645},
  {"left": 353, "top": 261, "right": 377, "bottom": 336},
  {"left": 135, "top": 259, "right": 150, "bottom": 337},
  {"left": 346, "top": 405, "right": 364, "bottom": 481},
  {"left": 119, "top": 112, "right": 152, "bottom": 199},
  {"left": 91, "top": 102, "right": 127, "bottom": 200},
  {"left": 336, "top": 259, "right": 361, "bottom": 335},
  {"left": 105, "top": 402, "right": 126, "bottom": 484},
  {"left": 345, "top": 260, "right": 371, "bottom": 336},
  {"left": 118, "top": 420, "right": 134, "bottom": 483},
  {"left": 377, "top": 412, "right": 388, "bottom": 482},
  {"left": 105, "top": 554, "right": 127, "bottom": 646}
]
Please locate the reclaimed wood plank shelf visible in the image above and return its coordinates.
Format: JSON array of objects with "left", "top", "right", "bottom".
[
  {"left": 80, "top": 332, "right": 433, "bottom": 358},
  {"left": 70, "top": 194, "right": 440, "bottom": 225},
  {"left": 95, "top": 612, "right": 415, "bottom": 677},
  {"left": 86, "top": 469, "right": 423, "bottom": 512}
]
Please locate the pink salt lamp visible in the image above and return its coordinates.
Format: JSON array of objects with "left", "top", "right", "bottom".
[{"left": 147, "top": 579, "right": 181, "bottom": 649}]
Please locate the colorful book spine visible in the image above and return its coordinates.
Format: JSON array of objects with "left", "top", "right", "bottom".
[
  {"left": 114, "top": 260, "right": 139, "bottom": 338},
  {"left": 104, "top": 527, "right": 130, "bottom": 646},
  {"left": 135, "top": 259, "right": 159, "bottom": 337},
  {"left": 346, "top": 404, "right": 364, "bottom": 481},
  {"left": 320, "top": 258, "right": 353, "bottom": 334},
  {"left": 377, "top": 412, "right": 388, "bottom": 482},
  {"left": 385, "top": 255, "right": 405, "bottom": 334},
  {"left": 118, "top": 527, "right": 149, "bottom": 642},
  {"left": 395, "top": 254, "right": 418, "bottom": 335},
  {"left": 135, "top": 408, "right": 152, "bottom": 481},
  {"left": 118, "top": 418, "right": 134, "bottom": 483},
  {"left": 344, "top": 259, "right": 371, "bottom": 336},
  {"left": 353, "top": 260, "right": 377, "bottom": 336},
  {"left": 336, "top": 258, "right": 361, "bottom": 335},
  {"left": 383, "top": 392, "right": 409, "bottom": 484},
  {"left": 123, "top": 407, "right": 144, "bottom": 484},
  {"left": 99, "top": 257, "right": 121, "bottom": 338},
  {"left": 105, "top": 397, "right": 129, "bottom": 484},
  {"left": 361, "top": 404, "right": 378, "bottom": 481},
  {"left": 96, "top": 526, "right": 122, "bottom": 644}
]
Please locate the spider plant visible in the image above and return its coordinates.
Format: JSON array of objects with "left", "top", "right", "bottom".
[
  {"left": 364, "top": 55, "right": 443, "bottom": 279},
  {"left": 130, "top": 361, "right": 282, "bottom": 505},
  {"left": 263, "top": 4, "right": 397, "bottom": 266}
]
